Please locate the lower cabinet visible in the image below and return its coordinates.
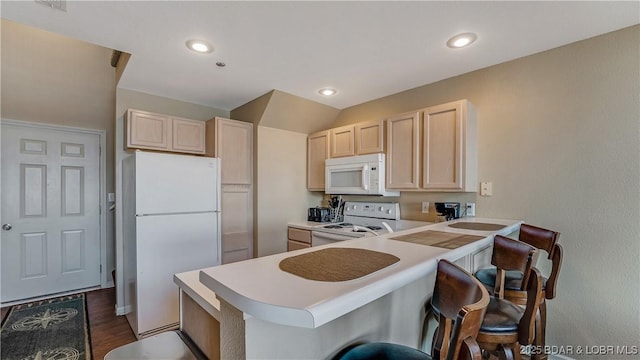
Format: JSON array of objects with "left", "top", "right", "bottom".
[
  {"left": 287, "top": 227, "right": 311, "bottom": 251},
  {"left": 221, "top": 185, "right": 253, "bottom": 264},
  {"left": 453, "top": 245, "right": 493, "bottom": 273},
  {"left": 181, "top": 292, "right": 220, "bottom": 360}
]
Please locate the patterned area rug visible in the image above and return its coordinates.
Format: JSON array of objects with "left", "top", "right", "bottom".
[{"left": 1, "top": 293, "right": 91, "bottom": 360}]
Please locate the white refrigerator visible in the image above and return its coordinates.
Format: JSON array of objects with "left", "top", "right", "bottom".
[{"left": 122, "top": 151, "right": 221, "bottom": 338}]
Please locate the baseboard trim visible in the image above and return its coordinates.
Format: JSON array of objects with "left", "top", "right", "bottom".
[
  {"left": 1, "top": 286, "right": 100, "bottom": 307},
  {"left": 115, "top": 304, "right": 129, "bottom": 316}
]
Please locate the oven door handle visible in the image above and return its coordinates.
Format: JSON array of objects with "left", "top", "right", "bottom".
[{"left": 311, "top": 231, "right": 355, "bottom": 241}]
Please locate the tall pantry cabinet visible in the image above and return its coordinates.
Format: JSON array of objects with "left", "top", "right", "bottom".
[{"left": 205, "top": 117, "right": 254, "bottom": 264}]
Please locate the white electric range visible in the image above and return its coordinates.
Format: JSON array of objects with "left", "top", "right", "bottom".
[{"left": 310, "top": 201, "right": 431, "bottom": 246}]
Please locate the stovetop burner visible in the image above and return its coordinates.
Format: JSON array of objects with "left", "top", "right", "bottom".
[{"left": 323, "top": 223, "right": 384, "bottom": 230}]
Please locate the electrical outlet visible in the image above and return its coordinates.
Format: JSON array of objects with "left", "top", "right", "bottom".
[
  {"left": 465, "top": 203, "right": 476, "bottom": 217},
  {"left": 421, "top": 201, "right": 430, "bottom": 213}
]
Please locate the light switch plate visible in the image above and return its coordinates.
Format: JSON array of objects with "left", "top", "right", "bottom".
[
  {"left": 421, "top": 201, "right": 430, "bottom": 213},
  {"left": 480, "top": 182, "right": 493, "bottom": 196}
]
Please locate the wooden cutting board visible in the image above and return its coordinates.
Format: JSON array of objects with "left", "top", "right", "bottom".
[
  {"left": 279, "top": 247, "right": 399, "bottom": 282},
  {"left": 389, "top": 230, "right": 484, "bottom": 249}
]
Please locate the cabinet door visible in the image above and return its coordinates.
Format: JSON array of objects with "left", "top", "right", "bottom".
[
  {"left": 215, "top": 118, "right": 253, "bottom": 185},
  {"left": 422, "top": 101, "right": 464, "bottom": 190},
  {"left": 171, "top": 117, "right": 205, "bottom": 154},
  {"left": 330, "top": 125, "right": 355, "bottom": 158},
  {"left": 386, "top": 112, "right": 420, "bottom": 189},
  {"left": 471, "top": 245, "right": 493, "bottom": 273},
  {"left": 221, "top": 185, "right": 253, "bottom": 264},
  {"left": 355, "top": 120, "right": 384, "bottom": 155},
  {"left": 307, "top": 130, "right": 330, "bottom": 191},
  {"left": 126, "top": 109, "right": 170, "bottom": 151}
]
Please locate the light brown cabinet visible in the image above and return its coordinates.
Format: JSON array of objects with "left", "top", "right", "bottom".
[
  {"left": 355, "top": 120, "right": 384, "bottom": 155},
  {"left": 330, "top": 125, "right": 355, "bottom": 158},
  {"left": 422, "top": 100, "right": 477, "bottom": 191},
  {"left": 329, "top": 120, "right": 384, "bottom": 158},
  {"left": 220, "top": 185, "right": 253, "bottom": 264},
  {"left": 386, "top": 112, "right": 421, "bottom": 189},
  {"left": 386, "top": 100, "right": 477, "bottom": 192},
  {"left": 171, "top": 117, "right": 206, "bottom": 154},
  {"left": 205, "top": 117, "right": 254, "bottom": 264},
  {"left": 307, "top": 130, "right": 330, "bottom": 191},
  {"left": 206, "top": 117, "right": 253, "bottom": 185},
  {"left": 287, "top": 227, "right": 311, "bottom": 251},
  {"left": 308, "top": 120, "right": 384, "bottom": 190},
  {"left": 126, "top": 109, "right": 205, "bottom": 154}
]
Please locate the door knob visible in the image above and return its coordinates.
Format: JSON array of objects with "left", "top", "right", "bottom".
[{"left": 2, "top": 224, "right": 12, "bottom": 231}]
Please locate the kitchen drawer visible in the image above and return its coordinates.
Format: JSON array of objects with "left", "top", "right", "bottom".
[
  {"left": 288, "top": 240, "right": 311, "bottom": 252},
  {"left": 288, "top": 227, "right": 311, "bottom": 244}
]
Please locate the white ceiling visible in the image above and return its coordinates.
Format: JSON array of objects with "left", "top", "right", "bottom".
[{"left": 2, "top": 1, "right": 639, "bottom": 111}]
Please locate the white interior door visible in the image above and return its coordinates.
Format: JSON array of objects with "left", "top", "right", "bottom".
[{"left": 1, "top": 122, "right": 101, "bottom": 303}]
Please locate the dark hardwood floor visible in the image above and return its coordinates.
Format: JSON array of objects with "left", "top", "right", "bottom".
[
  {"left": 1, "top": 288, "right": 137, "bottom": 360},
  {"left": 86, "top": 287, "right": 137, "bottom": 359}
]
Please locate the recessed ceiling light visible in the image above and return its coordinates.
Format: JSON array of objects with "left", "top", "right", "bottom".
[
  {"left": 446, "top": 33, "right": 477, "bottom": 48},
  {"left": 318, "top": 88, "right": 337, "bottom": 96},
  {"left": 186, "top": 39, "right": 213, "bottom": 54}
]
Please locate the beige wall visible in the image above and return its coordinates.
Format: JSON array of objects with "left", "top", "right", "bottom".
[
  {"left": 1, "top": 20, "right": 117, "bottom": 287},
  {"left": 333, "top": 25, "right": 640, "bottom": 355},
  {"left": 231, "top": 91, "right": 331, "bottom": 257},
  {"left": 113, "top": 88, "right": 229, "bottom": 312},
  {"left": 255, "top": 126, "right": 322, "bottom": 256}
]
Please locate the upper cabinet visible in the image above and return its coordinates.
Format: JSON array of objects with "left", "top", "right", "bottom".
[
  {"left": 171, "top": 117, "right": 207, "bottom": 154},
  {"left": 386, "top": 100, "right": 477, "bottom": 192},
  {"left": 307, "top": 120, "right": 385, "bottom": 190},
  {"left": 355, "top": 120, "right": 384, "bottom": 155},
  {"left": 330, "top": 125, "right": 355, "bottom": 158},
  {"left": 307, "top": 130, "right": 330, "bottom": 191},
  {"left": 386, "top": 112, "right": 421, "bottom": 189},
  {"left": 126, "top": 109, "right": 205, "bottom": 155},
  {"left": 205, "top": 117, "right": 253, "bottom": 185},
  {"left": 329, "top": 120, "right": 385, "bottom": 158},
  {"left": 422, "top": 100, "right": 477, "bottom": 191}
]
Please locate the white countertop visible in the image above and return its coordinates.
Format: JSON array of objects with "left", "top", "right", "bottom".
[
  {"left": 287, "top": 221, "right": 324, "bottom": 230},
  {"left": 199, "top": 217, "right": 522, "bottom": 329},
  {"left": 174, "top": 270, "right": 220, "bottom": 321}
]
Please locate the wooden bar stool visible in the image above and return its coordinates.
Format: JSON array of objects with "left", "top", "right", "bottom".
[
  {"left": 475, "top": 235, "right": 542, "bottom": 360},
  {"left": 335, "top": 259, "right": 490, "bottom": 360},
  {"left": 475, "top": 224, "right": 562, "bottom": 359}
]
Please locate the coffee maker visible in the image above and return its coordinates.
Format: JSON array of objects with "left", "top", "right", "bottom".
[{"left": 434, "top": 202, "right": 460, "bottom": 221}]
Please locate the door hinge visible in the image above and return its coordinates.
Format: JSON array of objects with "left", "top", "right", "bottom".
[
  {"left": 99, "top": 204, "right": 102, "bottom": 214},
  {"left": 100, "top": 264, "right": 102, "bottom": 273},
  {"left": 99, "top": 146, "right": 102, "bottom": 155}
]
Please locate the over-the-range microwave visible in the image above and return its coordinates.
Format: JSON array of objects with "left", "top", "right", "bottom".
[{"left": 325, "top": 153, "right": 399, "bottom": 196}]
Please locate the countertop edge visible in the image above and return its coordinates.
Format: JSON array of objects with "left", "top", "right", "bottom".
[{"left": 199, "top": 218, "right": 523, "bottom": 328}]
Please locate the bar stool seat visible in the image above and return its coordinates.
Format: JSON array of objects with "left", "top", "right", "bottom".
[
  {"left": 480, "top": 297, "right": 523, "bottom": 333},
  {"left": 335, "top": 260, "right": 490, "bottom": 360},
  {"left": 339, "top": 342, "right": 431, "bottom": 360}
]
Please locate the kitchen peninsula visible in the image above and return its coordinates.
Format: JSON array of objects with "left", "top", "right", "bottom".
[{"left": 179, "top": 218, "right": 523, "bottom": 359}]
